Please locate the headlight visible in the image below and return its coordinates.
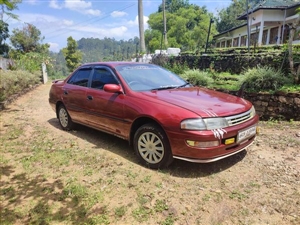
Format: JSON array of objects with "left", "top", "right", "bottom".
[
  {"left": 181, "top": 117, "right": 229, "bottom": 131},
  {"left": 250, "top": 106, "right": 256, "bottom": 118}
]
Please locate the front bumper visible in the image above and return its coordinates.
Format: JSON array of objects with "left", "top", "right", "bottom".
[{"left": 167, "top": 115, "right": 259, "bottom": 162}]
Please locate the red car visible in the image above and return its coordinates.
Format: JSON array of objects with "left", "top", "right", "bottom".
[{"left": 49, "top": 62, "right": 259, "bottom": 169}]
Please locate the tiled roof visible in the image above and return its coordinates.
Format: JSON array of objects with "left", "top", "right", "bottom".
[
  {"left": 253, "top": 0, "right": 299, "bottom": 9},
  {"left": 238, "top": 0, "right": 300, "bottom": 20}
]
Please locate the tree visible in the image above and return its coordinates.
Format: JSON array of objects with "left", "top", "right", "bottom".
[
  {"left": 62, "top": 36, "right": 82, "bottom": 72},
  {"left": 158, "top": 0, "right": 189, "bottom": 13},
  {"left": 288, "top": 7, "right": 300, "bottom": 84},
  {"left": 138, "top": 0, "right": 146, "bottom": 52},
  {"left": 216, "top": 0, "right": 246, "bottom": 33},
  {"left": 146, "top": 4, "right": 216, "bottom": 52},
  {"left": 0, "top": 20, "right": 9, "bottom": 55},
  {"left": 0, "top": 0, "right": 21, "bottom": 21},
  {"left": 10, "top": 23, "right": 46, "bottom": 53}
]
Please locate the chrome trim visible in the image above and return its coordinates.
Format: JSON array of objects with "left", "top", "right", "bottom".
[
  {"left": 173, "top": 140, "right": 254, "bottom": 163},
  {"left": 226, "top": 108, "right": 253, "bottom": 126}
]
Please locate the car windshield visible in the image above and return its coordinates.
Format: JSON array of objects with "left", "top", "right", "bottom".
[{"left": 115, "top": 64, "right": 190, "bottom": 91}]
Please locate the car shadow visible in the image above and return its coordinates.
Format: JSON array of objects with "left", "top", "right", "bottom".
[{"left": 48, "top": 118, "right": 247, "bottom": 178}]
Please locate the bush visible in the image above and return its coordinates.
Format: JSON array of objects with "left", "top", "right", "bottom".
[
  {"left": 239, "top": 66, "right": 293, "bottom": 92},
  {"left": 180, "top": 69, "right": 214, "bottom": 86},
  {"left": 0, "top": 70, "right": 41, "bottom": 102}
]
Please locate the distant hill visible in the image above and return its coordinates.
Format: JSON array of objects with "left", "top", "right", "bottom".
[
  {"left": 49, "top": 37, "right": 141, "bottom": 78},
  {"left": 77, "top": 37, "right": 140, "bottom": 62}
]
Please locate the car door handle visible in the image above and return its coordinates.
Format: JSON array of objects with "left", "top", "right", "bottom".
[
  {"left": 87, "top": 95, "right": 93, "bottom": 100},
  {"left": 63, "top": 90, "right": 68, "bottom": 95}
]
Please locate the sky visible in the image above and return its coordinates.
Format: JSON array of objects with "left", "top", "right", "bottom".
[{"left": 5, "top": 0, "right": 232, "bottom": 52}]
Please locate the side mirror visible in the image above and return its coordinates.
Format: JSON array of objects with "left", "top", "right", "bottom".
[{"left": 103, "top": 84, "right": 123, "bottom": 93}]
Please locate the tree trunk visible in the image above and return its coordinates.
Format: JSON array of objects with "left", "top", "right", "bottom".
[
  {"left": 138, "top": 0, "right": 146, "bottom": 53},
  {"left": 288, "top": 13, "right": 300, "bottom": 84}
]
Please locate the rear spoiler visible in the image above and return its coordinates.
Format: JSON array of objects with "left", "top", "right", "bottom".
[{"left": 52, "top": 79, "right": 64, "bottom": 84}]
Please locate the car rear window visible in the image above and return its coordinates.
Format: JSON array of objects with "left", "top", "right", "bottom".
[{"left": 67, "top": 68, "right": 92, "bottom": 87}]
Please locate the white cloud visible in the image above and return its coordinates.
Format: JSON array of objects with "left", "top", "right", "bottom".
[
  {"left": 49, "top": 0, "right": 101, "bottom": 16},
  {"left": 64, "top": 0, "right": 92, "bottom": 10},
  {"left": 128, "top": 16, "right": 149, "bottom": 28},
  {"left": 64, "top": 0, "right": 100, "bottom": 16},
  {"left": 84, "top": 9, "right": 101, "bottom": 16},
  {"left": 48, "top": 42, "right": 60, "bottom": 52},
  {"left": 49, "top": 0, "right": 62, "bottom": 9},
  {"left": 111, "top": 11, "right": 128, "bottom": 18},
  {"left": 63, "top": 19, "right": 74, "bottom": 26}
]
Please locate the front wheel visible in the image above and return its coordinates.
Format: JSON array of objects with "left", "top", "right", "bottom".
[
  {"left": 134, "top": 123, "right": 173, "bottom": 169},
  {"left": 57, "top": 104, "right": 74, "bottom": 130}
]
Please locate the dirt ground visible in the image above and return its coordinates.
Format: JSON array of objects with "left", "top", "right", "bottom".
[{"left": 1, "top": 83, "right": 299, "bottom": 225}]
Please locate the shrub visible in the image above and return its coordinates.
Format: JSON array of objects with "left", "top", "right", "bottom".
[
  {"left": 0, "top": 70, "right": 41, "bottom": 102},
  {"left": 180, "top": 69, "right": 214, "bottom": 86},
  {"left": 239, "top": 66, "right": 293, "bottom": 92}
]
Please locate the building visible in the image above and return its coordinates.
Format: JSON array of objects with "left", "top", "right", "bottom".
[{"left": 213, "top": 0, "right": 300, "bottom": 48}]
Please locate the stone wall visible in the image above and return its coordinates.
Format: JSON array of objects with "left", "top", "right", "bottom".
[{"left": 240, "top": 92, "right": 300, "bottom": 121}]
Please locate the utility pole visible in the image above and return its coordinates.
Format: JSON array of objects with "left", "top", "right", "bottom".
[
  {"left": 246, "top": 0, "right": 250, "bottom": 53},
  {"left": 138, "top": 0, "right": 146, "bottom": 52},
  {"left": 205, "top": 18, "right": 214, "bottom": 53},
  {"left": 163, "top": 0, "right": 168, "bottom": 47}
]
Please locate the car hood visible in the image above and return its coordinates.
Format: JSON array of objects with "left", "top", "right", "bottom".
[{"left": 139, "top": 87, "right": 252, "bottom": 117}]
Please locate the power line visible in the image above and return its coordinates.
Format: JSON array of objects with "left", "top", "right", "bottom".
[{"left": 44, "top": 3, "right": 136, "bottom": 40}]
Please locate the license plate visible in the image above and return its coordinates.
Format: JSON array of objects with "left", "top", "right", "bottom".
[{"left": 237, "top": 126, "right": 256, "bottom": 143}]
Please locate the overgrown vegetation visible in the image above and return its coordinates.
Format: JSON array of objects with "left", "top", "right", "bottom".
[
  {"left": 0, "top": 70, "right": 41, "bottom": 102},
  {"left": 181, "top": 69, "right": 214, "bottom": 87},
  {"left": 238, "top": 66, "right": 293, "bottom": 93},
  {"left": 172, "top": 65, "right": 297, "bottom": 93}
]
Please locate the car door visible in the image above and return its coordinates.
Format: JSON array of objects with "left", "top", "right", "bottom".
[
  {"left": 85, "top": 66, "right": 127, "bottom": 138},
  {"left": 63, "top": 67, "right": 92, "bottom": 124}
]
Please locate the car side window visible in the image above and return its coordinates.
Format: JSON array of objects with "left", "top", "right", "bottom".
[
  {"left": 91, "top": 68, "right": 118, "bottom": 89},
  {"left": 67, "top": 68, "right": 92, "bottom": 87}
]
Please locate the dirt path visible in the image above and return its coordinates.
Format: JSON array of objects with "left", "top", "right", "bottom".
[{"left": 1, "top": 83, "right": 300, "bottom": 225}]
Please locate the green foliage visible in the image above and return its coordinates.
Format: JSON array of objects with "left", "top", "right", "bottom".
[
  {"left": 146, "top": 4, "right": 217, "bottom": 52},
  {"left": 9, "top": 51, "right": 52, "bottom": 73},
  {"left": 8, "top": 23, "right": 52, "bottom": 73},
  {"left": 278, "top": 84, "right": 300, "bottom": 93},
  {"left": 47, "top": 51, "right": 68, "bottom": 80},
  {"left": 162, "top": 59, "right": 189, "bottom": 74},
  {"left": 0, "top": 20, "right": 10, "bottom": 56},
  {"left": 77, "top": 37, "right": 139, "bottom": 62},
  {"left": 62, "top": 36, "right": 83, "bottom": 72},
  {"left": 0, "top": 0, "right": 21, "bottom": 20},
  {"left": 180, "top": 69, "right": 214, "bottom": 86},
  {"left": 10, "top": 23, "right": 48, "bottom": 53},
  {"left": 239, "top": 66, "right": 293, "bottom": 92},
  {"left": 158, "top": 0, "right": 190, "bottom": 13},
  {"left": 216, "top": 0, "right": 247, "bottom": 33},
  {"left": 0, "top": 70, "right": 41, "bottom": 102}
]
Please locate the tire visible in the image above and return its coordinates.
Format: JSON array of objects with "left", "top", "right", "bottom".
[
  {"left": 57, "top": 104, "right": 74, "bottom": 130},
  {"left": 133, "top": 123, "right": 173, "bottom": 169}
]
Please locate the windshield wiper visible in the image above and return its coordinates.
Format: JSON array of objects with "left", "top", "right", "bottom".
[
  {"left": 151, "top": 85, "right": 177, "bottom": 91},
  {"left": 175, "top": 82, "right": 191, "bottom": 89}
]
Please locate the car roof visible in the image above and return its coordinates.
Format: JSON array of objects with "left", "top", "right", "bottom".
[{"left": 80, "top": 61, "right": 150, "bottom": 67}]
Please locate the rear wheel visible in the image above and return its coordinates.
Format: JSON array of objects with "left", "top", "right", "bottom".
[
  {"left": 134, "top": 123, "right": 173, "bottom": 169},
  {"left": 58, "top": 104, "right": 74, "bottom": 130}
]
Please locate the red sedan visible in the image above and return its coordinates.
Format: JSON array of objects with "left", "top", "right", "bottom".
[{"left": 49, "top": 62, "right": 259, "bottom": 169}]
